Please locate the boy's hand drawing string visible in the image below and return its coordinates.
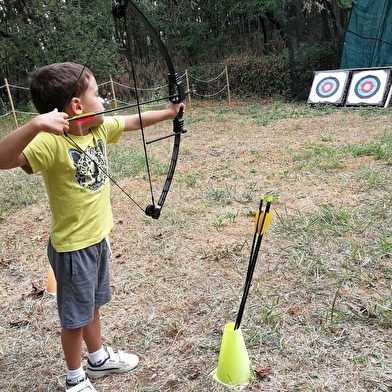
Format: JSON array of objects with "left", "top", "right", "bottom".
[{"left": 63, "top": 0, "right": 187, "bottom": 219}]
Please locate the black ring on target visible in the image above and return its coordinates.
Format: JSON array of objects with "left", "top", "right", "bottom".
[
  {"left": 354, "top": 75, "right": 380, "bottom": 99},
  {"left": 316, "top": 77, "right": 340, "bottom": 98}
]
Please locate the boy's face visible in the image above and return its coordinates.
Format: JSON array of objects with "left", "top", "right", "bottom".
[{"left": 79, "top": 76, "right": 105, "bottom": 126}]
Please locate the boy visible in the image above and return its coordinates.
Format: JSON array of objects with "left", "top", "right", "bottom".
[{"left": 0, "top": 62, "right": 185, "bottom": 391}]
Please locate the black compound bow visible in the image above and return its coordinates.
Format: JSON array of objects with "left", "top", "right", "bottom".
[{"left": 111, "top": 0, "right": 187, "bottom": 219}]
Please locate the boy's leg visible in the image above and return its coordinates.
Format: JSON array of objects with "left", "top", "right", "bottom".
[
  {"left": 62, "top": 323, "right": 100, "bottom": 391},
  {"left": 83, "top": 308, "right": 103, "bottom": 354},
  {"left": 62, "top": 309, "right": 103, "bottom": 369},
  {"left": 62, "top": 327, "right": 83, "bottom": 370}
]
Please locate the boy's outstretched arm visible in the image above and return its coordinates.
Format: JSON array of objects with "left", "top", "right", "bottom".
[
  {"left": 123, "top": 102, "right": 185, "bottom": 132},
  {"left": 0, "top": 109, "right": 68, "bottom": 169}
]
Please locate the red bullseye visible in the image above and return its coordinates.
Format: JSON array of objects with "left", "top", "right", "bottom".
[
  {"left": 322, "top": 83, "right": 333, "bottom": 93},
  {"left": 361, "top": 81, "right": 374, "bottom": 93}
]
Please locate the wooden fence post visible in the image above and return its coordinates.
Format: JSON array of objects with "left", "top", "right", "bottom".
[
  {"left": 5, "top": 78, "right": 18, "bottom": 128},
  {"left": 185, "top": 70, "right": 192, "bottom": 109},
  {"left": 225, "top": 66, "right": 231, "bottom": 105},
  {"left": 109, "top": 75, "right": 118, "bottom": 109}
]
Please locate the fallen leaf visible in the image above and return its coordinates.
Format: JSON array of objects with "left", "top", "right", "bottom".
[
  {"left": 188, "top": 371, "right": 201, "bottom": 380},
  {"left": 29, "top": 282, "right": 45, "bottom": 297},
  {"left": 9, "top": 317, "right": 32, "bottom": 327},
  {"left": 254, "top": 365, "right": 273, "bottom": 380}
]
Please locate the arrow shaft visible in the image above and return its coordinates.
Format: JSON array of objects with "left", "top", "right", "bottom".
[{"left": 67, "top": 94, "right": 178, "bottom": 122}]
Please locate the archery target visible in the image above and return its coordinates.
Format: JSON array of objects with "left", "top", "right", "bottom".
[
  {"left": 316, "top": 77, "right": 339, "bottom": 98},
  {"left": 345, "top": 69, "right": 392, "bottom": 106},
  {"left": 355, "top": 75, "right": 380, "bottom": 98},
  {"left": 308, "top": 70, "right": 350, "bottom": 105}
]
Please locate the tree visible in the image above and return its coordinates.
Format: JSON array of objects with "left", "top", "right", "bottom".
[{"left": 0, "top": 0, "right": 120, "bottom": 86}]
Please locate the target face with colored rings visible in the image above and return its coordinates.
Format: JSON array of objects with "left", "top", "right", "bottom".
[
  {"left": 355, "top": 76, "right": 380, "bottom": 98},
  {"left": 316, "top": 77, "right": 340, "bottom": 98},
  {"left": 308, "top": 70, "right": 350, "bottom": 105}
]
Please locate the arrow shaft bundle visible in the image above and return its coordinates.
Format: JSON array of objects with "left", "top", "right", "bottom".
[{"left": 234, "top": 196, "right": 273, "bottom": 330}]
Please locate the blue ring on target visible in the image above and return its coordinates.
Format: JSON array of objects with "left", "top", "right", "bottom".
[
  {"left": 316, "top": 77, "right": 340, "bottom": 98},
  {"left": 355, "top": 75, "right": 380, "bottom": 99}
]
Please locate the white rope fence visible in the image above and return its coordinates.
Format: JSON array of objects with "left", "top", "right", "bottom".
[
  {"left": 1, "top": 67, "right": 231, "bottom": 127},
  {"left": 185, "top": 67, "right": 231, "bottom": 108}
]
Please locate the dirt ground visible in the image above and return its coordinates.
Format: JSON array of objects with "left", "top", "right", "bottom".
[{"left": 0, "top": 101, "right": 391, "bottom": 391}]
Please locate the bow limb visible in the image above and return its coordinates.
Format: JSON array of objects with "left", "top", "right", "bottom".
[
  {"left": 113, "top": 1, "right": 185, "bottom": 104},
  {"left": 146, "top": 107, "right": 185, "bottom": 219},
  {"left": 112, "top": 0, "right": 186, "bottom": 219}
]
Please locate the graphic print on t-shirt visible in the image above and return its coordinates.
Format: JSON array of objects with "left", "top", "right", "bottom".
[{"left": 68, "top": 139, "right": 107, "bottom": 191}]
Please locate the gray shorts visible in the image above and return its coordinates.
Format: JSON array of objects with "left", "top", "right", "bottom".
[{"left": 47, "top": 237, "right": 112, "bottom": 329}]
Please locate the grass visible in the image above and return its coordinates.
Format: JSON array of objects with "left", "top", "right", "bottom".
[{"left": 0, "top": 100, "right": 391, "bottom": 391}]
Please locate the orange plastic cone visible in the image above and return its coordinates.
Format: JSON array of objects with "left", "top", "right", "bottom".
[{"left": 45, "top": 267, "right": 57, "bottom": 296}]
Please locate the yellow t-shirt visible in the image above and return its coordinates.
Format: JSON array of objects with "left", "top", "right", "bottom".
[{"left": 22, "top": 116, "right": 125, "bottom": 252}]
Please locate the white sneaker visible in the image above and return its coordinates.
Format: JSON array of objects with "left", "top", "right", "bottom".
[
  {"left": 86, "top": 346, "right": 139, "bottom": 380},
  {"left": 66, "top": 375, "right": 97, "bottom": 391}
]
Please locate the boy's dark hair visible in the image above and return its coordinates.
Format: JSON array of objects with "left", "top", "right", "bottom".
[{"left": 29, "top": 62, "right": 93, "bottom": 114}]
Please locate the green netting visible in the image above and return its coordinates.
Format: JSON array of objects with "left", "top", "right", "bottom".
[{"left": 341, "top": 0, "right": 392, "bottom": 69}]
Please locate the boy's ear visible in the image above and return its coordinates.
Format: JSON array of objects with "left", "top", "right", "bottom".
[{"left": 67, "top": 97, "right": 83, "bottom": 116}]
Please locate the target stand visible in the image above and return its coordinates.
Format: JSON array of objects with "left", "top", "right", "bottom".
[
  {"left": 345, "top": 68, "right": 392, "bottom": 108},
  {"left": 307, "top": 70, "right": 351, "bottom": 106}
]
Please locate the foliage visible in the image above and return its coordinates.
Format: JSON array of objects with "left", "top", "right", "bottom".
[
  {"left": 223, "top": 53, "right": 292, "bottom": 98},
  {"left": 0, "top": 0, "right": 120, "bottom": 84},
  {"left": 0, "top": 0, "right": 355, "bottom": 101}
]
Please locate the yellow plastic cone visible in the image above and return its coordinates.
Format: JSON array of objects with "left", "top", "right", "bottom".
[
  {"left": 212, "top": 322, "right": 252, "bottom": 387},
  {"left": 45, "top": 267, "right": 57, "bottom": 296}
]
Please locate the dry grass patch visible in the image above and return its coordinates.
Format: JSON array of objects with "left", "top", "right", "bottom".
[{"left": 0, "top": 100, "right": 391, "bottom": 391}]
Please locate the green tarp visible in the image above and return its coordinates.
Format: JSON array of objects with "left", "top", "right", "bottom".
[{"left": 341, "top": 0, "right": 392, "bottom": 68}]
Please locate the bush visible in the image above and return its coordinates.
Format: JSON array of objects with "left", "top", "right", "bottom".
[{"left": 223, "top": 52, "right": 292, "bottom": 99}]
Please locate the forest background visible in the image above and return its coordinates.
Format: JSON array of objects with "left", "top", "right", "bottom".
[{"left": 0, "top": 0, "right": 354, "bottom": 106}]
